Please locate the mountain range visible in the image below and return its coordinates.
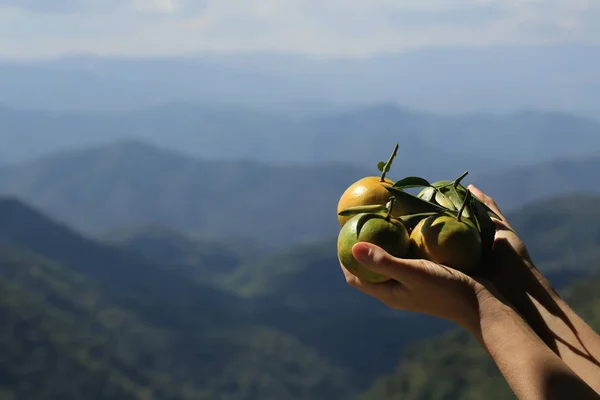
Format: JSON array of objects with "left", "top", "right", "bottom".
[
  {"left": 0, "top": 186, "right": 599, "bottom": 399},
  {"left": 0, "top": 196, "right": 444, "bottom": 399},
  {"left": 2, "top": 41, "right": 599, "bottom": 400},
  {"left": 0, "top": 141, "right": 599, "bottom": 247},
  {"left": 2, "top": 102, "right": 600, "bottom": 179}
]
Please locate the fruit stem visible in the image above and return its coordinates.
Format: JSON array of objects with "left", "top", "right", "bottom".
[
  {"left": 380, "top": 144, "right": 399, "bottom": 182},
  {"left": 453, "top": 171, "right": 469, "bottom": 187},
  {"left": 385, "top": 196, "right": 396, "bottom": 220},
  {"left": 457, "top": 189, "right": 472, "bottom": 222}
]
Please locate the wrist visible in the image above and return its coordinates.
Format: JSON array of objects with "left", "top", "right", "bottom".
[{"left": 460, "top": 283, "right": 517, "bottom": 347}]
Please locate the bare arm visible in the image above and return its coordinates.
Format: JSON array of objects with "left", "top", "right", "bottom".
[
  {"left": 467, "top": 185, "right": 600, "bottom": 393},
  {"left": 341, "top": 242, "right": 600, "bottom": 400},
  {"left": 467, "top": 287, "right": 600, "bottom": 400},
  {"left": 518, "top": 265, "right": 600, "bottom": 393}
]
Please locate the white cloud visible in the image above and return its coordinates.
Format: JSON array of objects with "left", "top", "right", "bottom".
[
  {"left": 0, "top": 0, "right": 598, "bottom": 59},
  {"left": 129, "top": 0, "right": 180, "bottom": 14},
  {"left": 0, "top": 0, "right": 121, "bottom": 13}
]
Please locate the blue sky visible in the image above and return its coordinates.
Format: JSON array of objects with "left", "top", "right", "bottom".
[{"left": 0, "top": 0, "right": 599, "bottom": 59}]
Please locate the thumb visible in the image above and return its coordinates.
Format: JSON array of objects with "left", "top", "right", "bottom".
[{"left": 352, "top": 242, "right": 424, "bottom": 282}]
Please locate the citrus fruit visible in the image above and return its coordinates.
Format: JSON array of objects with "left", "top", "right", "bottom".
[
  {"left": 337, "top": 212, "right": 410, "bottom": 283},
  {"left": 337, "top": 177, "right": 394, "bottom": 227},
  {"left": 409, "top": 213, "right": 482, "bottom": 273}
]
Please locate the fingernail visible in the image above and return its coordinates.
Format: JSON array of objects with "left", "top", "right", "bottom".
[{"left": 352, "top": 242, "right": 374, "bottom": 264}]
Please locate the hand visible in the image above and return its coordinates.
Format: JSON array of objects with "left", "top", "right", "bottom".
[
  {"left": 466, "top": 185, "right": 565, "bottom": 349},
  {"left": 338, "top": 184, "right": 556, "bottom": 339},
  {"left": 340, "top": 242, "right": 491, "bottom": 335},
  {"left": 466, "top": 184, "right": 540, "bottom": 281}
]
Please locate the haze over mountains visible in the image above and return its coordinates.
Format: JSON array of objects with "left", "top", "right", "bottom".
[
  {"left": 0, "top": 140, "right": 599, "bottom": 247},
  {"left": 2, "top": 44, "right": 600, "bottom": 119},
  {"left": 2, "top": 100, "right": 600, "bottom": 179}
]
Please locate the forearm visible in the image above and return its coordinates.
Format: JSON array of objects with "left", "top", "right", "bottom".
[
  {"left": 528, "top": 273, "right": 600, "bottom": 392},
  {"left": 520, "top": 266, "right": 600, "bottom": 392},
  {"left": 466, "top": 289, "right": 599, "bottom": 400}
]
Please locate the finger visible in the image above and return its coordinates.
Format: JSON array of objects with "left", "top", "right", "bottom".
[
  {"left": 467, "top": 184, "right": 511, "bottom": 227},
  {"left": 352, "top": 242, "right": 435, "bottom": 283}
]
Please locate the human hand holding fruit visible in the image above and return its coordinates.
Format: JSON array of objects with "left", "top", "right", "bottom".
[
  {"left": 339, "top": 241, "right": 491, "bottom": 334},
  {"left": 338, "top": 170, "right": 572, "bottom": 340},
  {"left": 335, "top": 144, "right": 600, "bottom": 396},
  {"left": 336, "top": 182, "right": 534, "bottom": 333},
  {"left": 335, "top": 143, "right": 506, "bottom": 329},
  {"left": 340, "top": 237, "right": 600, "bottom": 399}
]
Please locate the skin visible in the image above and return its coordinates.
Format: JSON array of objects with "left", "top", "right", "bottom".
[
  {"left": 466, "top": 184, "right": 600, "bottom": 393},
  {"left": 339, "top": 186, "right": 600, "bottom": 399}
]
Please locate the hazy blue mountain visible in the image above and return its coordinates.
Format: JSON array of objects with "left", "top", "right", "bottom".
[
  {"left": 2, "top": 44, "right": 599, "bottom": 118},
  {"left": 2, "top": 102, "right": 600, "bottom": 180},
  {"left": 473, "top": 154, "right": 600, "bottom": 210},
  {"left": 0, "top": 141, "right": 599, "bottom": 247},
  {"left": 0, "top": 140, "right": 366, "bottom": 246},
  {"left": 0, "top": 197, "right": 359, "bottom": 399}
]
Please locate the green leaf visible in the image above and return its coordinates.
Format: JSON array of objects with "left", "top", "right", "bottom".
[
  {"left": 338, "top": 204, "right": 388, "bottom": 217},
  {"left": 467, "top": 200, "right": 481, "bottom": 233},
  {"left": 487, "top": 210, "right": 502, "bottom": 220},
  {"left": 434, "top": 191, "right": 457, "bottom": 211},
  {"left": 453, "top": 171, "right": 469, "bottom": 186},
  {"left": 430, "top": 180, "right": 454, "bottom": 190},
  {"left": 392, "top": 176, "right": 431, "bottom": 189},
  {"left": 417, "top": 187, "right": 436, "bottom": 202},
  {"left": 448, "top": 186, "right": 471, "bottom": 218},
  {"left": 382, "top": 185, "right": 452, "bottom": 214},
  {"left": 378, "top": 144, "right": 399, "bottom": 176},
  {"left": 468, "top": 195, "right": 496, "bottom": 262},
  {"left": 398, "top": 212, "right": 439, "bottom": 224},
  {"left": 470, "top": 194, "right": 503, "bottom": 221}
]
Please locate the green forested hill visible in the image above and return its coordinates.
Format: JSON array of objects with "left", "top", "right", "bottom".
[
  {"left": 106, "top": 231, "right": 454, "bottom": 388},
  {"left": 508, "top": 195, "right": 600, "bottom": 274},
  {"left": 0, "top": 200, "right": 355, "bottom": 400},
  {"left": 112, "top": 194, "right": 600, "bottom": 389},
  {"left": 102, "top": 224, "right": 271, "bottom": 284},
  {"left": 1, "top": 192, "right": 600, "bottom": 399}
]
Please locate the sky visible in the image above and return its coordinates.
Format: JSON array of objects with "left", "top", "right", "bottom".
[{"left": 0, "top": 0, "right": 599, "bottom": 59}]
